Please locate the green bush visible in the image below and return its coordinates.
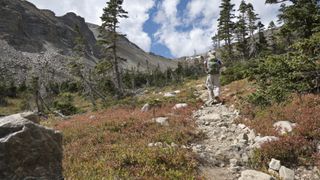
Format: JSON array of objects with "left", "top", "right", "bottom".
[
  {"left": 53, "top": 93, "right": 78, "bottom": 116},
  {"left": 221, "top": 60, "right": 257, "bottom": 85},
  {"left": 248, "top": 32, "right": 320, "bottom": 105}
]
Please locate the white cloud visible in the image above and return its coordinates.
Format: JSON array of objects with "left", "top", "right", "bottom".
[
  {"left": 154, "top": 0, "right": 218, "bottom": 57},
  {"left": 27, "top": 0, "right": 154, "bottom": 52},
  {"left": 153, "top": 0, "right": 283, "bottom": 58},
  {"left": 120, "top": 0, "right": 155, "bottom": 52}
]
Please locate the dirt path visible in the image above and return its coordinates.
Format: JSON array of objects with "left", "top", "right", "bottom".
[{"left": 192, "top": 88, "right": 256, "bottom": 180}]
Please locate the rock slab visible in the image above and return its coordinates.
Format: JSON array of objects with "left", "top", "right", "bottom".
[
  {"left": 0, "top": 113, "right": 63, "bottom": 179},
  {"left": 269, "top": 158, "right": 281, "bottom": 171},
  {"left": 239, "top": 170, "right": 274, "bottom": 180},
  {"left": 279, "top": 166, "right": 294, "bottom": 180}
]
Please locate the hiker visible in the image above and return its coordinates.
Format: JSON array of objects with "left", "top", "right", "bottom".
[{"left": 204, "top": 50, "right": 222, "bottom": 105}]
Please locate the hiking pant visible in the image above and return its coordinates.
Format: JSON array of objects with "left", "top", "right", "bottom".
[{"left": 206, "top": 74, "right": 220, "bottom": 101}]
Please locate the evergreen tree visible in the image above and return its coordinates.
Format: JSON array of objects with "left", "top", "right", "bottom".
[
  {"left": 218, "top": 0, "right": 235, "bottom": 58},
  {"left": 235, "top": 0, "right": 249, "bottom": 59},
  {"left": 257, "top": 21, "right": 268, "bottom": 53},
  {"left": 246, "top": 3, "right": 260, "bottom": 57},
  {"left": 268, "top": 21, "right": 278, "bottom": 53},
  {"left": 246, "top": 3, "right": 259, "bottom": 38},
  {"left": 100, "top": 0, "right": 128, "bottom": 98},
  {"left": 267, "top": 0, "right": 320, "bottom": 39}
]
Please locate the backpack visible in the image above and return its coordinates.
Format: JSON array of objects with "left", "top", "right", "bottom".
[{"left": 207, "top": 58, "right": 221, "bottom": 74}]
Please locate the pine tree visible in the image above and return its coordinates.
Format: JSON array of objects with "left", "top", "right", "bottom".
[
  {"left": 246, "top": 3, "right": 260, "bottom": 57},
  {"left": 268, "top": 21, "right": 277, "bottom": 53},
  {"left": 235, "top": 0, "right": 249, "bottom": 59},
  {"left": 246, "top": 3, "right": 259, "bottom": 38},
  {"left": 267, "top": 0, "right": 320, "bottom": 39},
  {"left": 218, "top": 0, "right": 235, "bottom": 58},
  {"left": 257, "top": 21, "right": 268, "bottom": 53},
  {"left": 100, "top": 0, "right": 128, "bottom": 98}
]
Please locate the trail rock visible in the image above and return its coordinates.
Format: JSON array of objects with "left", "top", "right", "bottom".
[
  {"left": 279, "top": 166, "right": 294, "bottom": 180},
  {"left": 164, "top": 92, "right": 176, "bottom": 97},
  {"left": 153, "top": 117, "right": 169, "bottom": 126},
  {"left": 253, "top": 136, "right": 279, "bottom": 148},
  {"left": 269, "top": 158, "right": 281, "bottom": 171},
  {"left": 173, "top": 103, "right": 188, "bottom": 110},
  {"left": 273, "top": 121, "right": 296, "bottom": 135},
  {"left": 141, "top": 103, "right": 150, "bottom": 112},
  {"left": 0, "top": 113, "right": 63, "bottom": 179},
  {"left": 239, "top": 170, "right": 274, "bottom": 180}
]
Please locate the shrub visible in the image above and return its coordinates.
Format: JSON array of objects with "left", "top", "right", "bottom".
[
  {"left": 249, "top": 32, "right": 320, "bottom": 105},
  {"left": 250, "top": 136, "right": 316, "bottom": 169},
  {"left": 221, "top": 61, "right": 252, "bottom": 85},
  {"left": 53, "top": 93, "right": 78, "bottom": 115}
]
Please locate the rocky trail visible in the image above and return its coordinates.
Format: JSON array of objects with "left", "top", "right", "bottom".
[
  {"left": 191, "top": 87, "right": 319, "bottom": 180},
  {"left": 193, "top": 103, "right": 250, "bottom": 179}
]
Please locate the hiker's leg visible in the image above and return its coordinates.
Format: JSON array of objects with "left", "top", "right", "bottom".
[
  {"left": 206, "top": 74, "right": 214, "bottom": 102},
  {"left": 212, "top": 74, "right": 221, "bottom": 98}
]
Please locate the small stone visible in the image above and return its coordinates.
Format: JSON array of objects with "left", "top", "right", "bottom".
[
  {"left": 253, "top": 136, "right": 279, "bottom": 148},
  {"left": 154, "top": 142, "right": 163, "bottom": 147},
  {"left": 173, "top": 103, "right": 188, "bottom": 110},
  {"left": 273, "top": 121, "right": 297, "bottom": 135},
  {"left": 241, "top": 153, "right": 249, "bottom": 163},
  {"left": 164, "top": 92, "right": 176, "bottom": 97},
  {"left": 230, "top": 158, "right": 238, "bottom": 167},
  {"left": 268, "top": 168, "right": 279, "bottom": 176},
  {"left": 171, "top": 142, "right": 178, "bottom": 148},
  {"left": 269, "top": 158, "right": 281, "bottom": 171},
  {"left": 174, "top": 90, "right": 181, "bottom": 94},
  {"left": 279, "top": 166, "right": 294, "bottom": 180},
  {"left": 238, "top": 124, "right": 246, "bottom": 129},
  {"left": 153, "top": 117, "right": 169, "bottom": 126},
  {"left": 89, "top": 115, "right": 96, "bottom": 120},
  {"left": 148, "top": 143, "right": 154, "bottom": 147},
  {"left": 141, "top": 103, "right": 150, "bottom": 112},
  {"left": 248, "top": 130, "right": 256, "bottom": 142}
]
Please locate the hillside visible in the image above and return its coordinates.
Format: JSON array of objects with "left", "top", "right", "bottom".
[{"left": 0, "top": 0, "right": 176, "bottom": 84}]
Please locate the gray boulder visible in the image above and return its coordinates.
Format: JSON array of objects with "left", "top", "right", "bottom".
[
  {"left": 279, "top": 166, "right": 294, "bottom": 180},
  {"left": 153, "top": 117, "right": 169, "bottom": 126},
  {"left": 239, "top": 170, "right": 274, "bottom": 180},
  {"left": 269, "top": 158, "right": 281, "bottom": 171},
  {"left": 173, "top": 103, "right": 188, "bottom": 110},
  {"left": 0, "top": 113, "right": 63, "bottom": 179},
  {"left": 273, "top": 121, "right": 296, "bottom": 135}
]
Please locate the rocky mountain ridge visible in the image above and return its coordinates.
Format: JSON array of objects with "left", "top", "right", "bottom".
[{"left": 0, "top": 0, "right": 177, "bottom": 84}]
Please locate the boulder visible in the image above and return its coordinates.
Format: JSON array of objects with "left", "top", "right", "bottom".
[
  {"left": 279, "top": 166, "right": 294, "bottom": 180},
  {"left": 173, "top": 103, "right": 188, "bottom": 110},
  {"left": 269, "top": 158, "right": 281, "bottom": 171},
  {"left": 0, "top": 113, "right": 63, "bottom": 179},
  {"left": 253, "top": 136, "right": 279, "bottom": 148},
  {"left": 153, "top": 117, "right": 169, "bottom": 126},
  {"left": 239, "top": 170, "right": 274, "bottom": 180},
  {"left": 20, "top": 111, "right": 40, "bottom": 124},
  {"left": 141, "top": 103, "right": 150, "bottom": 112},
  {"left": 273, "top": 121, "right": 296, "bottom": 135}
]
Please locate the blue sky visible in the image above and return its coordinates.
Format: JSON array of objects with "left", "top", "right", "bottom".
[{"left": 28, "top": 0, "right": 283, "bottom": 58}]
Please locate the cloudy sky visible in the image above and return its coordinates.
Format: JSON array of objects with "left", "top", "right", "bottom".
[{"left": 27, "top": 0, "right": 283, "bottom": 58}]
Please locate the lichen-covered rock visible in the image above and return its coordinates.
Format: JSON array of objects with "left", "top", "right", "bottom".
[{"left": 0, "top": 113, "right": 63, "bottom": 179}]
